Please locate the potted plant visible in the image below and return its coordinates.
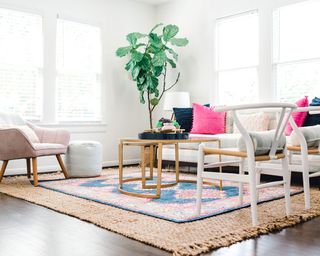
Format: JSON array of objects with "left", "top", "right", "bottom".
[{"left": 116, "top": 23, "right": 188, "bottom": 129}]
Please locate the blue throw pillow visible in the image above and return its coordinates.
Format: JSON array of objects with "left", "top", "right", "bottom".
[
  {"left": 304, "top": 97, "right": 320, "bottom": 127},
  {"left": 173, "top": 104, "right": 210, "bottom": 132}
]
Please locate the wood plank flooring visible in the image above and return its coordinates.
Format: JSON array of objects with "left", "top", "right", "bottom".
[{"left": 1, "top": 189, "right": 320, "bottom": 256}]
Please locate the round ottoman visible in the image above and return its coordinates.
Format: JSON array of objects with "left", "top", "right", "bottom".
[{"left": 66, "top": 141, "right": 103, "bottom": 177}]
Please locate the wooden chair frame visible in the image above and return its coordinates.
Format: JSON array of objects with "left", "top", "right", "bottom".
[{"left": 196, "top": 103, "right": 296, "bottom": 226}]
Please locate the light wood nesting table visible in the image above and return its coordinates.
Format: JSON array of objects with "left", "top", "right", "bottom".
[{"left": 118, "top": 137, "right": 221, "bottom": 199}]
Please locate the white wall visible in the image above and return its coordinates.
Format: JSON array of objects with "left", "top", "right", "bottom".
[
  {"left": 155, "top": 0, "right": 306, "bottom": 104},
  {"left": 0, "top": 0, "right": 155, "bottom": 175}
]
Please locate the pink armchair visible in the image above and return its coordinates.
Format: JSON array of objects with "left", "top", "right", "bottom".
[{"left": 0, "top": 113, "right": 70, "bottom": 186}]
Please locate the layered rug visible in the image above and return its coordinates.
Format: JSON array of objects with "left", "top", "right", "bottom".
[{"left": 0, "top": 167, "right": 320, "bottom": 256}]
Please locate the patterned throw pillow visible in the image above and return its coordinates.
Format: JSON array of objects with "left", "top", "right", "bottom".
[
  {"left": 233, "top": 112, "right": 270, "bottom": 134},
  {"left": 173, "top": 104, "right": 210, "bottom": 132}
]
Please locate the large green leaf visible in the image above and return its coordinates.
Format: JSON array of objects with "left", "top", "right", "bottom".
[
  {"left": 131, "top": 65, "right": 141, "bottom": 80},
  {"left": 170, "top": 37, "right": 189, "bottom": 47},
  {"left": 167, "top": 58, "right": 176, "bottom": 68},
  {"left": 163, "top": 25, "right": 179, "bottom": 42},
  {"left": 152, "top": 51, "right": 167, "bottom": 67},
  {"left": 150, "top": 23, "right": 163, "bottom": 33},
  {"left": 139, "top": 91, "right": 145, "bottom": 104},
  {"left": 153, "top": 66, "right": 163, "bottom": 77},
  {"left": 131, "top": 50, "right": 144, "bottom": 62},
  {"left": 166, "top": 47, "right": 178, "bottom": 61},
  {"left": 125, "top": 59, "right": 135, "bottom": 71},
  {"left": 116, "top": 46, "right": 131, "bottom": 57},
  {"left": 140, "top": 55, "right": 151, "bottom": 70},
  {"left": 126, "top": 32, "right": 147, "bottom": 45},
  {"left": 149, "top": 33, "right": 162, "bottom": 48},
  {"left": 150, "top": 98, "right": 159, "bottom": 106}
]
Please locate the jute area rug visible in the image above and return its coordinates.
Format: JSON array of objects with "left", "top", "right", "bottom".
[{"left": 1, "top": 167, "right": 320, "bottom": 256}]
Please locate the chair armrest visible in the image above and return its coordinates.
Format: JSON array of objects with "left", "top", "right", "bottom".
[
  {"left": 0, "top": 128, "right": 35, "bottom": 160},
  {"left": 27, "top": 123, "right": 70, "bottom": 147}
]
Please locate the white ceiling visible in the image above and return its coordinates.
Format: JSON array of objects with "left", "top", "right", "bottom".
[{"left": 135, "top": 0, "right": 174, "bottom": 6}]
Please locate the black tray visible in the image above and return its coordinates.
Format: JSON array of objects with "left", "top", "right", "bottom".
[{"left": 138, "top": 132, "right": 189, "bottom": 140}]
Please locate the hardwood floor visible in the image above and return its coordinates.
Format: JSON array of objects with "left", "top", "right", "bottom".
[{"left": 1, "top": 192, "right": 320, "bottom": 256}]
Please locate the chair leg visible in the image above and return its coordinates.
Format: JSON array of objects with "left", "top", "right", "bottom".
[
  {"left": 56, "top": 154, "right": 69, "bottom": 178},
  {"left": 239, "top": 158, "right": 244, "bottom": 205},
  {"left": 26, "top": 158, "right": 31, "bottom": 179},
  {"left": 282, "top": 155, "right": 292, "bottom": 216},
  {"left": 248, "top": 158, "right": 258, "bottom": 226},
  {"left": 32, "top": 158, "right": 38, "bottom": 187},
  {"left": 196, "top": 143, "right": 205, "bottom": 215},
  {"left": 0, "top": 160, "right": 9, "bottom": 182},
  {"left": 301, "top": 154, "right": 311, "bottom": 210}
]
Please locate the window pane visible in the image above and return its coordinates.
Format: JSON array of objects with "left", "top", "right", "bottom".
[
  {"left": 277, "top": 60, "right": 320, "bottom": 102},
  {"left": 0, "top": 8, "right": 43, "bottom": 120},
  {"left": 56, "top": 19, "right": 102, "bottom": 121},
  {"left": 217, "top": 11, "right": 258, "bottom": 70},
  {"left": 274, "top": 0, "right": 320, "bottom": 62},
  {"left": 218, "top": 68, "right": 258, "bottom": 105}
]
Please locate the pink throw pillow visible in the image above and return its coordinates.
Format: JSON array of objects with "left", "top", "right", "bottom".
[
  {"left": 190, "top": 103, "right": 226, "bottom": 134},
  {"left": 284, "top": 96, "right": 309, "bottom": 136}
]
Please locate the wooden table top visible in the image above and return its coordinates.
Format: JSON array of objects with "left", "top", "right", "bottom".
[{"left": 120, "top": 137, "right": 220, "bottom": 145}]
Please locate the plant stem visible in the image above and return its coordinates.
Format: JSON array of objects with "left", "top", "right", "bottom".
[{"left": 147, "top": 91, "right": 153, "bottom": 129}]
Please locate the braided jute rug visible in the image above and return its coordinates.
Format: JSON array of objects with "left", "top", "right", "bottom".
[{"left": 1, "top": 168, "right": 320, "bottom": 256}]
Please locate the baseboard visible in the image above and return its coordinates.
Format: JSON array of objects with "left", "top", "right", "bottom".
[{"left": 4, "top": 159, "right": 140, "bottom": 176}]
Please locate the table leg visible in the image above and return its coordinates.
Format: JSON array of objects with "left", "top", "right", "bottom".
[
  {"left": 118, "top": 142, "right": 124, "bottom": 189},
  {"left": 149, "top": 145, "right": 154, "bottom": 180},
  {"left": 156, "top": 143, "right": 163, "bottom": 197},
  {"left": 218, "top": 140, "right": 223, "bottom": 190},
  {"left": 175, "top": 143, "right": 179, "bottom": 183},
  {"left": 141, "top": 145, "right": 146, "bottom": 188}
]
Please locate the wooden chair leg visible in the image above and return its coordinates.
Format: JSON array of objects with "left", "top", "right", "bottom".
[
  {"left": 0, "top": 160, "right": 9, "bottom": 182},
  {"left": 56, "top": 154, "right": 69, "bottom": 178},
  {"left": 26, "top": 158, "right": 31, "bottom": 179},
  {"left": 32, "top": 158, "right": 38, "bottom": 187}
]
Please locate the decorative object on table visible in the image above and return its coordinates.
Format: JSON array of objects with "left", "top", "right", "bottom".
[
  {"left": 66, "top": 141, "right": 102, "bottom": 178},
  {"left": 0, "top": 169, "right": 314, "bottom": 256},
  {"left": 163, "top": 91, "right": 190, "bottom": 119},
  {"left": 115, "top": 23, "right": 189, "bottom": 129},
  {"left": 139, "top": 117, "right": 188, "bottom": 139}
]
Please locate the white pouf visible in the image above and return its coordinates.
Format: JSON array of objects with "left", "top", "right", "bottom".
[{"left": 66, "top": 141, "right": 103, "bottom": 177}]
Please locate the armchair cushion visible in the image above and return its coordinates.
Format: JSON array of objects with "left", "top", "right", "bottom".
[
  {"left": 238, "top": 130, "right": 286, "bottom": 156},
  {"left": 33, "top": 143, "right": 67, "bottom": 157}
]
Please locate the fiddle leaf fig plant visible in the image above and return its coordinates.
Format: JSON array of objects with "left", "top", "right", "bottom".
[{"left": 116, "top": 23, "right": 188, "bottom": 129}]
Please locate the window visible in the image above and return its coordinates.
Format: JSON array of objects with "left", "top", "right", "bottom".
[
  {"left": 216, "top": 10, "right": 259, "bottom": 104},
  {"left": 56, "top": 19, "right": 102, "bottom": 122},
  {"left": 274, "top": 0, "right": 320, "bottom": 102},
  {"left": 0, "top": 8, "right": 43, "bottom": 120}
]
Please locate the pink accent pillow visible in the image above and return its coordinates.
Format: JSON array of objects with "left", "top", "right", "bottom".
[
  {"left": 284, "top": 96, "right": 309, "bottom": 136},
  {"left": 190, "top": 103, "right": 226, "bottom": 134}
]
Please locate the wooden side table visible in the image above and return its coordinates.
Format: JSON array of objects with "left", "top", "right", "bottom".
[{"left": 118, "top": 137, "right": 221, "bottom": 199}]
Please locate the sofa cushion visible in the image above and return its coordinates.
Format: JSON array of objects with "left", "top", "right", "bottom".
[
  {"left": 289, "top": 125, "right": 320, "bottom": 148},
  {"left": 173, "top": 104, "right": 209, "bottom": 132},
  {"left": 190, "top": 104, "right": 226, "bottom": 135},
  {"left": 233, "top": 112, "right": 270, "bottom": 133}
]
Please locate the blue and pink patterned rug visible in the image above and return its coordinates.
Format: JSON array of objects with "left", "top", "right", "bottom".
[{"left": 38, "top": 168, "right": 302, "bottom": 223}]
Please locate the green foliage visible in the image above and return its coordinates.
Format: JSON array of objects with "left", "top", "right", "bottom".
[{"left": 116, "top": 23, "right": 188, "bottom": 128}]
